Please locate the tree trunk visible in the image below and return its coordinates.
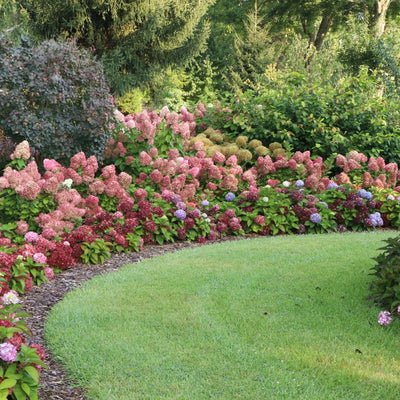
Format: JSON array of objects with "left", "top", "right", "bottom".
[
  {"left": 371, "top": 0, "right": 393, "bottom": 38},
  {"left": 314, "top": 15, "right": 334, "bottom": 51},
  {"left": 304, "top": 15, "right": 334, "bottom": 66}
]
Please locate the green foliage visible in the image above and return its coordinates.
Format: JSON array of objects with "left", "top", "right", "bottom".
[
  {"left": 223, "top": 3, "right": 279, "bottom": 93},
  {"left": 116, "top": 88, "right": 148, "bottom": 115},
  {"left": 0, "top": 187, "right": 56, "bottom": 230},
  {"left": 22, "top": 0, "right": 215, "bottom": 96},
  {"left": 9, "top": 255, "right": 47, "bottom": 294},
  {"left": 148, "top": 67, "right": 189, "bottom": 111},
  {"left": 0, "top": 38, "right": 114, "bottom": 166},
  {"left": 338, "top": 17, "right": 400, "bottom": 95},
  {"left": 243, "top": 186, "right": 300, "bottom": 235},
  {"left": 369, "top": 235, "right": 400, "bottom": 313},
  {"left": 199, "top": 67, "right": 400, "bottom": 164},
  {"left": 0, "top": 0, "right": 30, "bottom": 44},
  {"left": 380, "top": 198, "right": 400, "bottom": 229},
  {"left": 80, "top": 238, "right": 112, "bottom": 264}
]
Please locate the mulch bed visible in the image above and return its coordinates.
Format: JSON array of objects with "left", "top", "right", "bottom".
[{"left": 21, "top": 236, "right": 250, "bottom": 400}]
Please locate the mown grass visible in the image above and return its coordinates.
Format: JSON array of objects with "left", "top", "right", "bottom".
[{"left": 45, "top": 232, "right": 400, "bottom": 400}]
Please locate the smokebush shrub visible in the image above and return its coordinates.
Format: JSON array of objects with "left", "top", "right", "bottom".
[
  {"left": 0, "top": 132, "right": 16, "bottom": 171},
  {"left": 0, "top": 38, "right": 115, "bottom": 166}
]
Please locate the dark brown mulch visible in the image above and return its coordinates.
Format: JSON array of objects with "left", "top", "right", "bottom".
[{"left": 20, "top": 236, "right": 250, "bottom": 400}]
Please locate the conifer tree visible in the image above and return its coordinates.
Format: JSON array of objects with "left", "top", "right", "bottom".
[
  {"left": 225, "top": 1, "right": 277, "bottom": 92},
  {"left": 21, "top": 0, "right": 215, "bottom": 94}
]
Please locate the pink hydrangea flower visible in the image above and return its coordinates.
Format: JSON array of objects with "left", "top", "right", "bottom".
[
  {"left": 149, "top": 147, "right": 159, "bottom": 158},
  {"left": 125, "top": 119, "right": 135, "bottom": 129},
  {"left": 134, "top": 188, "right": 148, "bottom": 201},
  {"left": 113, "top": 211, "right": 123, "bottom": 219},
  {"left": 114, "top": 109, "right": 125, "bottom": 121},
  {"left": 24, "top": 231, "right": 39, "bottom": 243},
  {"left": 43, "top": 158, "right": 61, "bottom": 171},
  {"left": 101, "top": 165, "right": 116, "bottom": 180},
  {"left": 378, "top": 311, "right": 392, "bottom": 326},
  {"left": 15, "top": 221, "right": 29, "bottom": 236},
  {"left": 44, "top": 267, "right": 54, "bottom": 280},
  {"left": 0, "top": 343, "right": 17, "bottom": 363},
  {"left": 10, "top": 140, "right": 31, "bottom": 160},
  {"left": 254, "top": 215, "right": 266, "bottom": 226},
  {"left": 139, "top": 151, "right": 153, "bottom": 166},
  {"left": 188, "top": 167, "right": 200, "bottom": 178},
  {"left": 212, "top": 151, "right": 226, "bottom": 164},
  {"left": 168, "top": 149, "right": 179, "bottom": 160},
  {"left": 33, "top": 253, "right": 48, "bottom": 264},
  {"left": 15, "top": 181, "right": 41, "bottom": 200},
  {"left": 41, "top": 228, "right": 57, "bottom": 239}
]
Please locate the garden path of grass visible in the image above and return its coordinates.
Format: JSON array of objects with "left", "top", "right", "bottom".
[{"left": 45, "top": 232, "right": 400, "bottom": 400}]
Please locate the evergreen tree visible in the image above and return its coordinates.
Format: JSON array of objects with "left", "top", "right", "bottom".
[
  {"left": 224, "top": 1, "right": 278, "bottom": 92},
  {"left": 0, "top": 0, "right": 30, "bottom": 42},
  {"left": 21, "top": 0, "right": 215, "bottom": 95}
]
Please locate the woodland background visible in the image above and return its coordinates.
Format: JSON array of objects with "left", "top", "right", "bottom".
[{"left": 2, "top": 0, "right": 400, "bottom": 112}]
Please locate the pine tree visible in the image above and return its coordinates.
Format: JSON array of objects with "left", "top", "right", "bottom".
[
  {"left": 21, "top": 0, "right": 215, "bottom": 95},
  {"left": 225, "top": 1, "right": 277, "bottom": 92}
]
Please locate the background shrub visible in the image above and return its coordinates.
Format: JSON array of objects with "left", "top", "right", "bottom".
[
  {"left": 198, "top": 68, "right": 400, "bottom": 164},
  {"left": 0, "top": 38, "right": 115, "bottom": 166}
]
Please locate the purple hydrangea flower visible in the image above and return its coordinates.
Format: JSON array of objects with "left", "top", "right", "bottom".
[
  {"left": 369, "top": 212, "right": 383, "bottom": 227},
  {"left": 378, "top": 311, "right": 392, "bottom": 326},
  {"left": 171, "top": 194, "right": 182, "bottom": 204},
  {"left": 174, "top": 209, "right": 187, "bottom": 220},
  {"left": 327, "top": 182, "right": 338, "bottom": 189},
  {"left": 295, "top": 180, "right": 305, "bottom": 188},
  {"left": 0, "top": 343, "right": 17, "bottom": 363},
  {"left": 358, "top": 189, "right": 372, "bottom": 200},
  {"left": 310, "top": 213, "right": 322, "bottom": 224},
  {"left": 201, "top": 200, "right": 209, "bottom": 207},
  {"left": 225, "top": 192, "right": 236, "bottom": 202},
  {"left": 358, "top": 189, "right": 367, "bottom": 198}
]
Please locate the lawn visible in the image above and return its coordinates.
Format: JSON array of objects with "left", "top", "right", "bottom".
[{"left": 45, "top": 231, "right": 400, "bottom": 400}]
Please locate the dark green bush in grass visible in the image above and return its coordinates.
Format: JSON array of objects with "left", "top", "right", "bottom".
[
  {"left": 198, "top": 68, "right": 400, "bottom": 164},
  {"left": 0, "top": 38, "right": 115, "bottom": 166},
  {"left": 369, "top": 235, "right": 400, "bottom": 314}
]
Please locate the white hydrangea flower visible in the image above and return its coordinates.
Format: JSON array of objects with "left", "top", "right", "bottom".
[{"left": 62, "top": 178, "right": 73, "bottom": 189}]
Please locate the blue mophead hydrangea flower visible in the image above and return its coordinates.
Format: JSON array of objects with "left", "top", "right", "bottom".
[
  {"left": 174, "top": 209, "right": 187, "bottom": 220},
  {"left": 225, "top": 192, "right": 235, "bottom": 202},
  {"left": 369, "top": 212, "right": 383, "bottom": 227},
  {"left": 310, "top": 213, "right": 322, "bottom": 224},
  {"left": 295, "top": 179, "right": 305, "bottom": 188},
  {"left": 327, "top": 182, "right": 338, "bottom": 189},
  {"left": 358, "top": 189, "right": 372, "bottom": 200},
  {"left": 201, "top": 199, "right": 210, "bottom": 207}
]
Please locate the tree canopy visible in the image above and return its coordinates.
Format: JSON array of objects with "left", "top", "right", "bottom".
[{"left": 21, "top": 0, "right": 215, "bottom": 94}]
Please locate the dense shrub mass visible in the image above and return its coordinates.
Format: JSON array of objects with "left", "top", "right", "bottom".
[
  {"left": 0, "top": 38, "right": 115, "bottom": 166},
  {"left": 198, "top": 68, "right": 400, "bottom": 165}
]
